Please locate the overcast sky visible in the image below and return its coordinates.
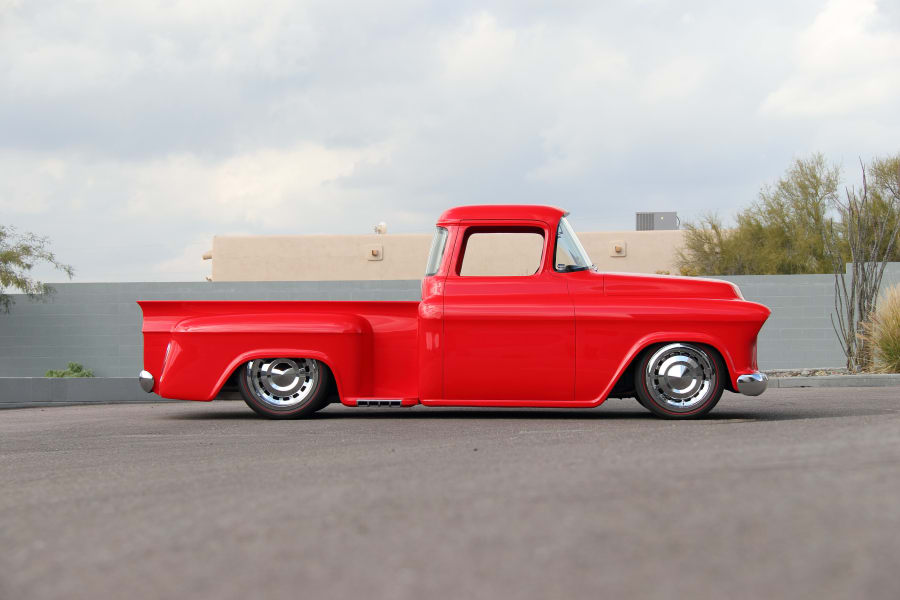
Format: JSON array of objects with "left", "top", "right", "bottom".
[{"left": 2, "top": 0, "right": 899, "bottom": 282}]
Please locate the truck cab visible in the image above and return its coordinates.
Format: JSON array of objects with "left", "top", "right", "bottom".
[{"left": 418, "top": 205, "right": 584, "bottom": 405}]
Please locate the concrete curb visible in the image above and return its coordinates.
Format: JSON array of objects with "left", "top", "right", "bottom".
[
  {"left": 0, "top": 377, "right": 175, "bottom": 409},
  {"left": 769, "top": 374, "right": 900, "bottom": 388}
]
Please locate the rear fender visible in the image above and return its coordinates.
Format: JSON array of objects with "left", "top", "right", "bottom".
[
  {"left": 172, "top": 312, "right": 369, "bottom": 336},
  {"left": 156, "top": 312, "right": 371, "bottom": 401},
  {"left": 210, "top": 348, "right": 344, "bottom": 402}
]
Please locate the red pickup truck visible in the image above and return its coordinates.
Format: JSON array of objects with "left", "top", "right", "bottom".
[{"left": 138, "top": 205, "right": 769, "bottom": 419}]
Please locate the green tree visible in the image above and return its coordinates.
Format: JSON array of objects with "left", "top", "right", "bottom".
[
  {"left": 868, "top": 155, "right": 900, "bottom": 249},
  {"left": 676, "top": 154, "right": 900, "bottom": 276},
  {"left": 0, "top": 226, "right": 74, "bottom": 313},
  {"left": 677, "top": 154, "right": 842, "bottom": 275}
]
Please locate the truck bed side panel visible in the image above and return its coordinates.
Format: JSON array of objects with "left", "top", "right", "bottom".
[{"left": 139, "top": 301, "right": 419, "bottom": 401}]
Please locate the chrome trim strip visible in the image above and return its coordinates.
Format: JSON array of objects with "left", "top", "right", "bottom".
[
  {"left": 736, "top": 372, "right": 768, "bottom": 396},
  {"left": 138, "top": 370, "right": 155, "bottom": 393}
]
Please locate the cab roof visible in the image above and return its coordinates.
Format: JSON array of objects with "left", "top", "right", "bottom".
[{"left": 436, "top": 204, "right": 567, "bottom": 225}]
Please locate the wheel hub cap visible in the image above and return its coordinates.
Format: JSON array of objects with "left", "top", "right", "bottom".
[
  {"left": 645, "top": 344, "right": 715, "bottom": 412},
  {"left": 247, "top": 358, "right": 318, "bottom": 408}
]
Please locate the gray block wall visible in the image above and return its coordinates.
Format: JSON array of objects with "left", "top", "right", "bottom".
[
  {"left": 0, "top": 377, "right": 163, "bottom": 408},
  {"left": 716, "top": 263, "right": 900, "bottom": 369},
  {"left": 1, "top": 265, "right": 899, "bottom": 382},
  {"left": 0, "top": 281, "right": 421, "bottom": 378}
]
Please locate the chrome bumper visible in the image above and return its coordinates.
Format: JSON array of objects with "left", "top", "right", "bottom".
[
  {"left": 138, "top": 370, "right": 155, "bottom": 393},
  {"left": 736, "top": 372, "right": 768, "bottom": 396}
]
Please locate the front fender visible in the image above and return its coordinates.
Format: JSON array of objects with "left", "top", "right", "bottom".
[
  {"left": 573, "top": 298, "right": 768, "bottom": 405},
  {"left": 602, "top": 332, "right": 743, "bottom": 402}
]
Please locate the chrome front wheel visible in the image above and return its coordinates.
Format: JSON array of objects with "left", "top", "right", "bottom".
[
  {"left": 238, "top": 357, "right": 331, "bottom": 419},
  {"left": 635, "top": 343, "right": 725, "bottom": 419}
]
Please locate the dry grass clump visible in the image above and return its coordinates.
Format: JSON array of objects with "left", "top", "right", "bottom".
[{"left": 861, "top": 283, "right": 900, "bottom": 373}]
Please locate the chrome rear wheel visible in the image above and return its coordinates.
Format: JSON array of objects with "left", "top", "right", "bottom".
[
  {"left": 238, "top": 357, "right": 331, "bottom": 418},
  {"left": 247, "top": 358, "right": 318, "bottom": 408}
]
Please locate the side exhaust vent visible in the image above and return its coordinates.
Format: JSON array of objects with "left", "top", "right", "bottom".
[{"left": 356, "top": 399, "right": 402, "bottom": 407}]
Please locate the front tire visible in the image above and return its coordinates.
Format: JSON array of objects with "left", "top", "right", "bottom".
[
  {"left": 634, "top": 343, "right": 725, "bottom": 419},
  {"left": 237, "top": 357, "right": 331, "bottom": 419}
]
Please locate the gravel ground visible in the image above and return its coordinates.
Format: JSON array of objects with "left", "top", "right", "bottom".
[
  {"left": 2, "top": 388, "right": 900, "bottom": 600},
  {"left": 767, "top": 368, "right": 848, "bottom": 377}
]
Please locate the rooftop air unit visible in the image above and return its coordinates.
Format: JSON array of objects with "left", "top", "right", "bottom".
[{"left": 636, "top": 212, "right": 679, "bottom": 231}]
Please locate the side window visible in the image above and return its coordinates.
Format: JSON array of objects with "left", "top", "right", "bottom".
[
  {"left": 555, "top": 243, "right": 575, "bottom": 267},
  {"left": 424, "top": 227, "right": 449, "bottom": 276},
  {"left": 459, "top": 230, "right": 545, "bottom": 277},
  {"left": 554, "top": 217, "right": 592, "bottom": 272}
]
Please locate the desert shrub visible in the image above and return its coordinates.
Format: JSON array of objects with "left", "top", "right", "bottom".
[
  {"left": 861, "top": 284, "right": 900, "bottom": 373},
  {"left": 45, "top": 362, "right": 94, "bottom": 378}
]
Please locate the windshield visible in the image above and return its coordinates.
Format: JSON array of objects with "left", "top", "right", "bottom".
[
  {"left": 424, "top": 227, "right": 449, "bottom": 276},
  {"left": 555, "top": 217, "right": 593, "bottom": 272}
]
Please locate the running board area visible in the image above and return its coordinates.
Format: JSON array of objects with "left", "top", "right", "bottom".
[{"left": 355, "top": 399, "right": 403, "bottom": 407}]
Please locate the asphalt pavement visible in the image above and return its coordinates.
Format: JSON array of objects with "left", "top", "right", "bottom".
[{"left": 2, "top": 388, "right": 899, "bottom": 600}]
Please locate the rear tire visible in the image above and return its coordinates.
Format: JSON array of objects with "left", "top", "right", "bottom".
[
  {"left": 237, "top": 357, "right": 332, "bottom": 419},
  {"left": 634, "top": 343, "right": 725, "bottom": 419}
]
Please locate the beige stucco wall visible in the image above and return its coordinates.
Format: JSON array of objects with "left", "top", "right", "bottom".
[{"left": 209, "top": 229, "right": 686, "bottom": 281}]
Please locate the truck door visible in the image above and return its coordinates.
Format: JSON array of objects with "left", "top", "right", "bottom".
[{"left": 441, "top": 223, "right": 575, "bottom": 403}]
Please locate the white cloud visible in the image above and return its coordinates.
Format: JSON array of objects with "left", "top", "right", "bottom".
[
  {"left": 440, "top": 12, "right": 518, "bottom": 84},
  {"left": 123, "top": 142, "right": 391, "bottom": 225},
  {"left": 0, "top": 152, "right": 68, "bottom": 214},
  {"left": 0, "top": 143, "right": 390, "bottom": 281},
  {"left": 761, "top": 0, "right": 900, "bottom": 117},
  {"left": 640, "top": 56, "right": 710, "bottom": 104},
  {"left": 1, "top": 1, "right": 899, "bottom": 281},
  {"left": 151, "top": 235, "right": 213, "bottom": 281}
]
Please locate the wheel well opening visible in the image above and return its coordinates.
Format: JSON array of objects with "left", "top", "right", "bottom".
[
  {"left": 213, "top": 365, "right": 242, "bottom": 400},
  {"left": 319, "top": 361, "right": 340, "bottom": 404},
  {"left": 608, "top": 341, "right": 734, "bottom": 398},
  {"left": 608, "top": 359, "right": 638, "bottom": 398},
  {"left": 213, "top": 357, "right": 342, "bottom": 403}
]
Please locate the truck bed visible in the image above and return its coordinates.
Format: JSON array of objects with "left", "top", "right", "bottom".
[{"left": 139, "top": 301, "right": 421, "bottom": 402}]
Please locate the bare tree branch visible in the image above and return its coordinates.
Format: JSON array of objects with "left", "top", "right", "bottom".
[{"left": 824, "top": 157, "right": 900, "bottom": 371}]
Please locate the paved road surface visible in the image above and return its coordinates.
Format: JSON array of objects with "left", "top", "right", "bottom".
[{"left": 2, "top": 388, "right": 900, "bottom": 600}]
